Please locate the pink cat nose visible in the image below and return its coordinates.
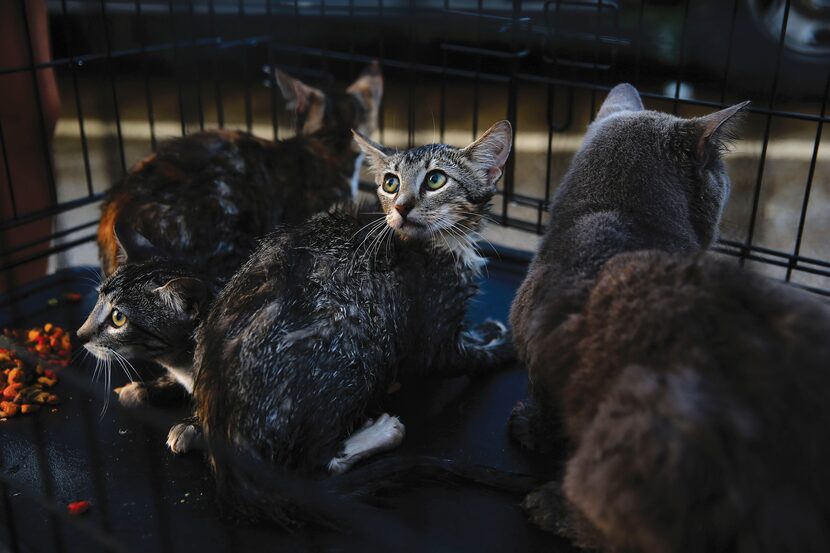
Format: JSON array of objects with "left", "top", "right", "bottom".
[{"left": 395, "top": 203, "right": 413, "bottom": 219}]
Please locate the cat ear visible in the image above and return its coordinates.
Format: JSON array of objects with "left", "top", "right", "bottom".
[
  {"left": 596, "top": 83, "right": 644, "bottom": 121},
  {"left": 693, "top": 101, "right": 750, "bottom": 158},
  {"left": 346, "top": 61, "right": 383, "bottom": 128},
  {"left": 152, "top": 277, "right": 210, "bottom": 316},
  {"left": 275, "top": 69, "right": 327, "bottom": 134},
  {"left": 113, "top": 220, "right": 166, "bottom": 265},
  {"left": 461, "top": 120, "right": 513, "bottom": 187},
  {"left": 351, "top": 130, "right": 389, "bottom": 171}
]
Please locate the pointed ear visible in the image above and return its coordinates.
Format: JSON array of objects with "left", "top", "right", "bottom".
[
  {"left": 694, "top": 100, "right": 750, "bottom": 158},
  {"left": 461, "top": 120, "right": 513, "bottom": 188},
  {"left": 351, "top": 130, "right": 389, "bottom": 172},
  {"left": 346, "top": 61, "right": 384, "bottom": 135},
  {"left": 275, "top": 69, "right": 327, "bottom": 134},
  {"left": 596, "top": 83, "right": 644, "bottom": 121},
  {"left": 113, "top": 220, "right": 166, "bottom": 265},
  {"left": 152, "top": 277, "right": 210, "bottom": 316}
]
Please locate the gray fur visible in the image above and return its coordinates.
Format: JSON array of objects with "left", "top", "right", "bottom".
[
  {"left": 76, "top": 260, "right": 215, "bottom": 406},
  {"left": 194, "top": 123, "right": 514, "bottom": 523},
  {"left": 510, "top": 84, "right": 830, "bottom": 552}
]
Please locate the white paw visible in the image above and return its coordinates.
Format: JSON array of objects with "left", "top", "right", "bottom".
[
  {"left": 327, "top": 414, "right": 405, "bottom": 475},
  {"left": 327, "top": 456, "right": 351, "bottom": 475},
  {"left": 166, "top": 423, "right": 203, "bottom": 454},
  {"left": 115, "top": 382, "right": 148, "bottom": 407},
  {"left": 371, "top": 413, "right": 406, "bottom": 445}
]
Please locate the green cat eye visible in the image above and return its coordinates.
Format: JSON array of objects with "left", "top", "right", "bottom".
[
  {"left": 111, "top": 309, "right": 128, "bottom": 328},
  {"left": 382, "top": 174, "right": 400, "bottom": 194},
  {"left": 425, "top": 170, "right": 447, "bottom": 191}
]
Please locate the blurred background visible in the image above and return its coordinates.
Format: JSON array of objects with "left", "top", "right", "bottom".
[{"left": 2, "top": 0, "right": 830, "bottom": 296}]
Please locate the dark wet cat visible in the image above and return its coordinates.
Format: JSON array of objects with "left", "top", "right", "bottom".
[
  {"left": 510, "top": 84, "right": 830, "bottom": 552},
  {"left": 80, "top": 64, "right": 383, "bottom": 415},
  {"left": 193, "top": 122, "right": 515, "bottom": 522},
  {"left": 98, "top": 63, "right": 383, "bottom": 278}
]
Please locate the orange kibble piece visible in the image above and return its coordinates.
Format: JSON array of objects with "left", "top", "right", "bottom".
[
  {"left": 0, "top": 401, "right": 18, "bottom": 416},
  {"left": 37, "top": 377, "right": 57, "bottom": 387},
  {"left": 7, "top": 368, "right": 23, "bottom": 384},
  {"left": 3, "top": 386, "right": 19, "bottom": 399},
  {"left": 20, "top": 404, "right": 40, "bottom": 414},
  {"left": 27, "top": 329, "right": 39, "bottom": 342},
  {"left": 43, "top": 323, "right": 53, "bottom": 333},
  {"left": 46, "top": 394, "right": 59, "bottom": 405}
]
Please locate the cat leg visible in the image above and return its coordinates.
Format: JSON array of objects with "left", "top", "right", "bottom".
[
  {"left": 166, "top": 417, "right": 203, "bottom": 454},
  {"left": 523, "top": 480, "right": 604, "bottom": 551},
  {"left": 115, "top": 381, "right": 148, "bottom": 407},
  {"left": 509, "top": 399, "right": 540, "bottom": 451},
  {"left": 115, "top": 374, "right": 188, "bottom": 408},
  {"left": 437, "top": 319, "right": 515, "bottom": 378},
  {"left": 327, "top": 413, "right": 405, "bottom": 475}
]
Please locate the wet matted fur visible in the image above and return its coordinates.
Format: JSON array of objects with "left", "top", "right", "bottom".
[
  {"left": 194, "top": 122, "right": 516, "bottom": 524},
  {"left": 82, "top": 64, "right": 383, "bottom": 415},
  {"left": 97, "top": 63, "right": 383, "bottom": 279}
]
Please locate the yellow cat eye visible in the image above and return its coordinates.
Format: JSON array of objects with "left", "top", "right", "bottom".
[
  {"left": 111, "top": 309, "right": 128, "bottom": 328},
  {"left": 382, "top": 174, "right": 400, "bottom": 194},
  {"left": 425, "top": 170, "right": 447, "bottom": 191}
]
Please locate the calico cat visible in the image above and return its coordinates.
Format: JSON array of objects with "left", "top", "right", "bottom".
[
  {"left": 81, "top": 64, "right": 382, "bottom": 411},
  {"left": 97, "top": 62, "right": 383, "bottom": 278},
  {"left": 510, "top": 84, "right": 830, "bottom": 552},
  {"left": 193, "top": 122, "right": 515, "bottom": 522}
]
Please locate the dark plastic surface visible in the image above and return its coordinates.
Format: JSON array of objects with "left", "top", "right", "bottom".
[{"left": 0, "top": 260, "right": 576, "bottom": 553}]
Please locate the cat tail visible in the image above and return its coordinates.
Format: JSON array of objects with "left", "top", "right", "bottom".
[
  {"left": 328, "top": 455, "right": 540, "bottom": 501},
  {"left": 204, "top": 437, "right": 454, "bottom": 552}
]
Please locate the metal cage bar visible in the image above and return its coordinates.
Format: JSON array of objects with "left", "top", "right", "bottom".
[{"left": 1, "top": 4, "right": 830, "bottom": 548}]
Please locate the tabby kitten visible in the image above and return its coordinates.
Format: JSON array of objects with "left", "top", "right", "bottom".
[
  {"left": 98, "top": 62, "right": 383, "bottom": 278},
  {"left": 193, "top": 121, "right": 514, "bottom": 522},
  {"left": 510, "top": 84, "right": 830, "bottom": 552},
  {"left": 83, "top": 64, "right": 382, "bottom": 412}
]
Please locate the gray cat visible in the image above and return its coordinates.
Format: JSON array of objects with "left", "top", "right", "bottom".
[
  {"left": 193, "top": 122, "right": 515, "bottom": 523},
  {"left": 510, "top": 84, "right": 830, "bottom": 552}
]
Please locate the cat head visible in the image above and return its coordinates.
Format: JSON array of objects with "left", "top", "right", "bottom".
[
  {"left": 274, "top": 61, "right": 383, "bottom": 137},
  {"left": 567, "top": 83, "right": 748, "bottom": 249},
  {"left": 78, "top": 224, "right": 214, "bottom": 367},
  {"left": 352, "top": 121, "right": 512, "bottom": 250}
]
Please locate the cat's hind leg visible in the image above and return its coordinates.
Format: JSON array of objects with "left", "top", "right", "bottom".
[
  {"left": 327, "top": 414, "right": 405, "bottom": 475},
  {"left": 436, "top": 319, "right": 515, "bottom": 378}
]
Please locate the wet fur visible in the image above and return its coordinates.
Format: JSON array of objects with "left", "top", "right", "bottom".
[
  {"left": 194, "top": 124, "right": 515, "bottom": 523},
  {"left": 84, "top": 67, "right": 382, "bottom": 414},
  {"left": 510, "top": 84, "right": 830, "bottom": 552}
]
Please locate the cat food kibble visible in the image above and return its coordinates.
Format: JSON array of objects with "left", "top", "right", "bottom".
[
  {"left": 67, "top": 500, "right": 90, "bottom": 515},
  {"left": 0, "top": 324, "right": 69, "bottom": 419}
]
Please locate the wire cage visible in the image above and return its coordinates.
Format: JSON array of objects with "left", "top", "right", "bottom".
[{"left": 1, "top": 0, "right": 830, "bottom": 551}]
